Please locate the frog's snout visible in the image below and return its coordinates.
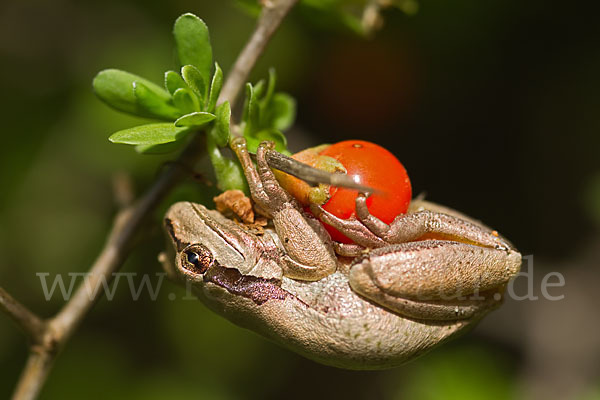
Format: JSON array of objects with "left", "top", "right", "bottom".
[{"left": 506, "top": 248, "right": 522, "bottom": 279}]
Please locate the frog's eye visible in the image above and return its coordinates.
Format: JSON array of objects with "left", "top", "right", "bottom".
[{"left": 180, "top": 244, "right": 214, "bottom": 275}]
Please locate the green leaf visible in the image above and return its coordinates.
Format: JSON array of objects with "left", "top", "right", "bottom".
[
  {"left": 242, "top": 83, "right": 258, "bottom": 136},
  {"left": 209, "top": 101, "right": 230, "bottom": 148},
  {"left": 207, "top": 134, "right": 248, "bottom": 194},
  {"left": 239, "top": 71, "right": 295, "bottom": 152},
  {"left": 93, "top": 69, "right": 170, "bottom": 118},
  {"left": 181, "top": 65, "right": 207, "bottom": 106},
  {"left": 253, "top": 79, "right": 266, "bottom": 100},
  {"left": 174, "top": 112, "right": 216, "bottom": 128},
  {"left": 133, "top": 81, "right": 181, "bottom": 120},
  {"left": 173, "top": 13, "right": 212, "bottom": 90},
  {"left": 109, "top": 123, "right": 191, "bottom": 145},
  {"left": 242, "top": 83, "right": 253, "bottom": 122},
  {"left": 206, "top": 63, "right": 223, "bottom": 113},
  {"left": 265, "top": 93, "right": 296, "bottom": 131},
  {"left": 164, "top": 70, "right": 187, "bottom": 95},
  {"left": 172, "top": 88, "right": 199, "bottom": 114},
  {"left": 245, "top": 129, "right": 288, "bottom": 154},
  {"left": 264, "top": 68, "right": 277, "bottom": 105},
  {"left": 135, "top": 140, "right": 185, "bottom": 154}
]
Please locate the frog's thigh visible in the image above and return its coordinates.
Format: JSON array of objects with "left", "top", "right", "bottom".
[
  {"left": 273, "top": 207, "right": 337, "bottom": 281},
  {"left": 349, "top": 240, "right": 521, "bottom": 320},
  {"left": 349, "top": 270, "right": 500, "bottom": 320}
]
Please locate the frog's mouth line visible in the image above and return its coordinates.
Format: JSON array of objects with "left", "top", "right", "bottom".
[{"left": 201, "top": 261, "right": 296, "bottom": 306}]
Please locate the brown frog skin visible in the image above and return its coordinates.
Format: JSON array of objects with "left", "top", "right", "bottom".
[{"left": 161, "top": 139, "right": 521, "bottom": 369}]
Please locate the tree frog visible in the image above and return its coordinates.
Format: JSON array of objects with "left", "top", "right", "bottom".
[{"left": 162, "top": 139, "right": 521, "bottom": 369}]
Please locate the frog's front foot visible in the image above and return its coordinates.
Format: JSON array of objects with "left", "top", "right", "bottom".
[{"left": 231, "top": 138, "right": 337, "bottom": 281}]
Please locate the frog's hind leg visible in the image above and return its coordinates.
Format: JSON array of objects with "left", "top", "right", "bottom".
[
  {"left": 309, "top": 203, "right": 386, "bottom": 249},
  {"left": 354, "top": 194, "right": 514, "bottom": 251},
  {"left": 349, "top": 240, "right": 521, "bottom": 321}
]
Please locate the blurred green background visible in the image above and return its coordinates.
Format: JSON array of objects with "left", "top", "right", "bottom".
[{"left": 1, "top": 0, "right": 599, "bottom": 399}]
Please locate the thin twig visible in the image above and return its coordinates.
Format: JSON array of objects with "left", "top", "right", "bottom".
[
  {"left": 112, "top": 171, "right": 135, "bottom": 209},
  {"left": 218, "top": 0, "right": 298, "bottom": 109},
  {"left": 11, "top": 352, "right": 55, "bottom": 400},
  {"left": 9, "top": 1, "right": 299, "bottom": 399},
  {"left": 0, "top": 287, "right": 45, "bottom": 344}
]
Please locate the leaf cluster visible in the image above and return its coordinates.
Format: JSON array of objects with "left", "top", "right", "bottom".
[
  {"left": 206, "top": 70, "right": 296, "bottom": 193},
  {"left": 92, "top": 13, "right": 297, "bottom": 193},
  {"left": 241, "top": 69, "right": 295, "bottom": 155},
  {"left": 93, "top": 13, "right": 228, "bottom": 155}
]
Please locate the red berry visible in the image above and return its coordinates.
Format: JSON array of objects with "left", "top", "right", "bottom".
[{"left": 318, "top": 140, "right": 412, "bottom": 243}]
